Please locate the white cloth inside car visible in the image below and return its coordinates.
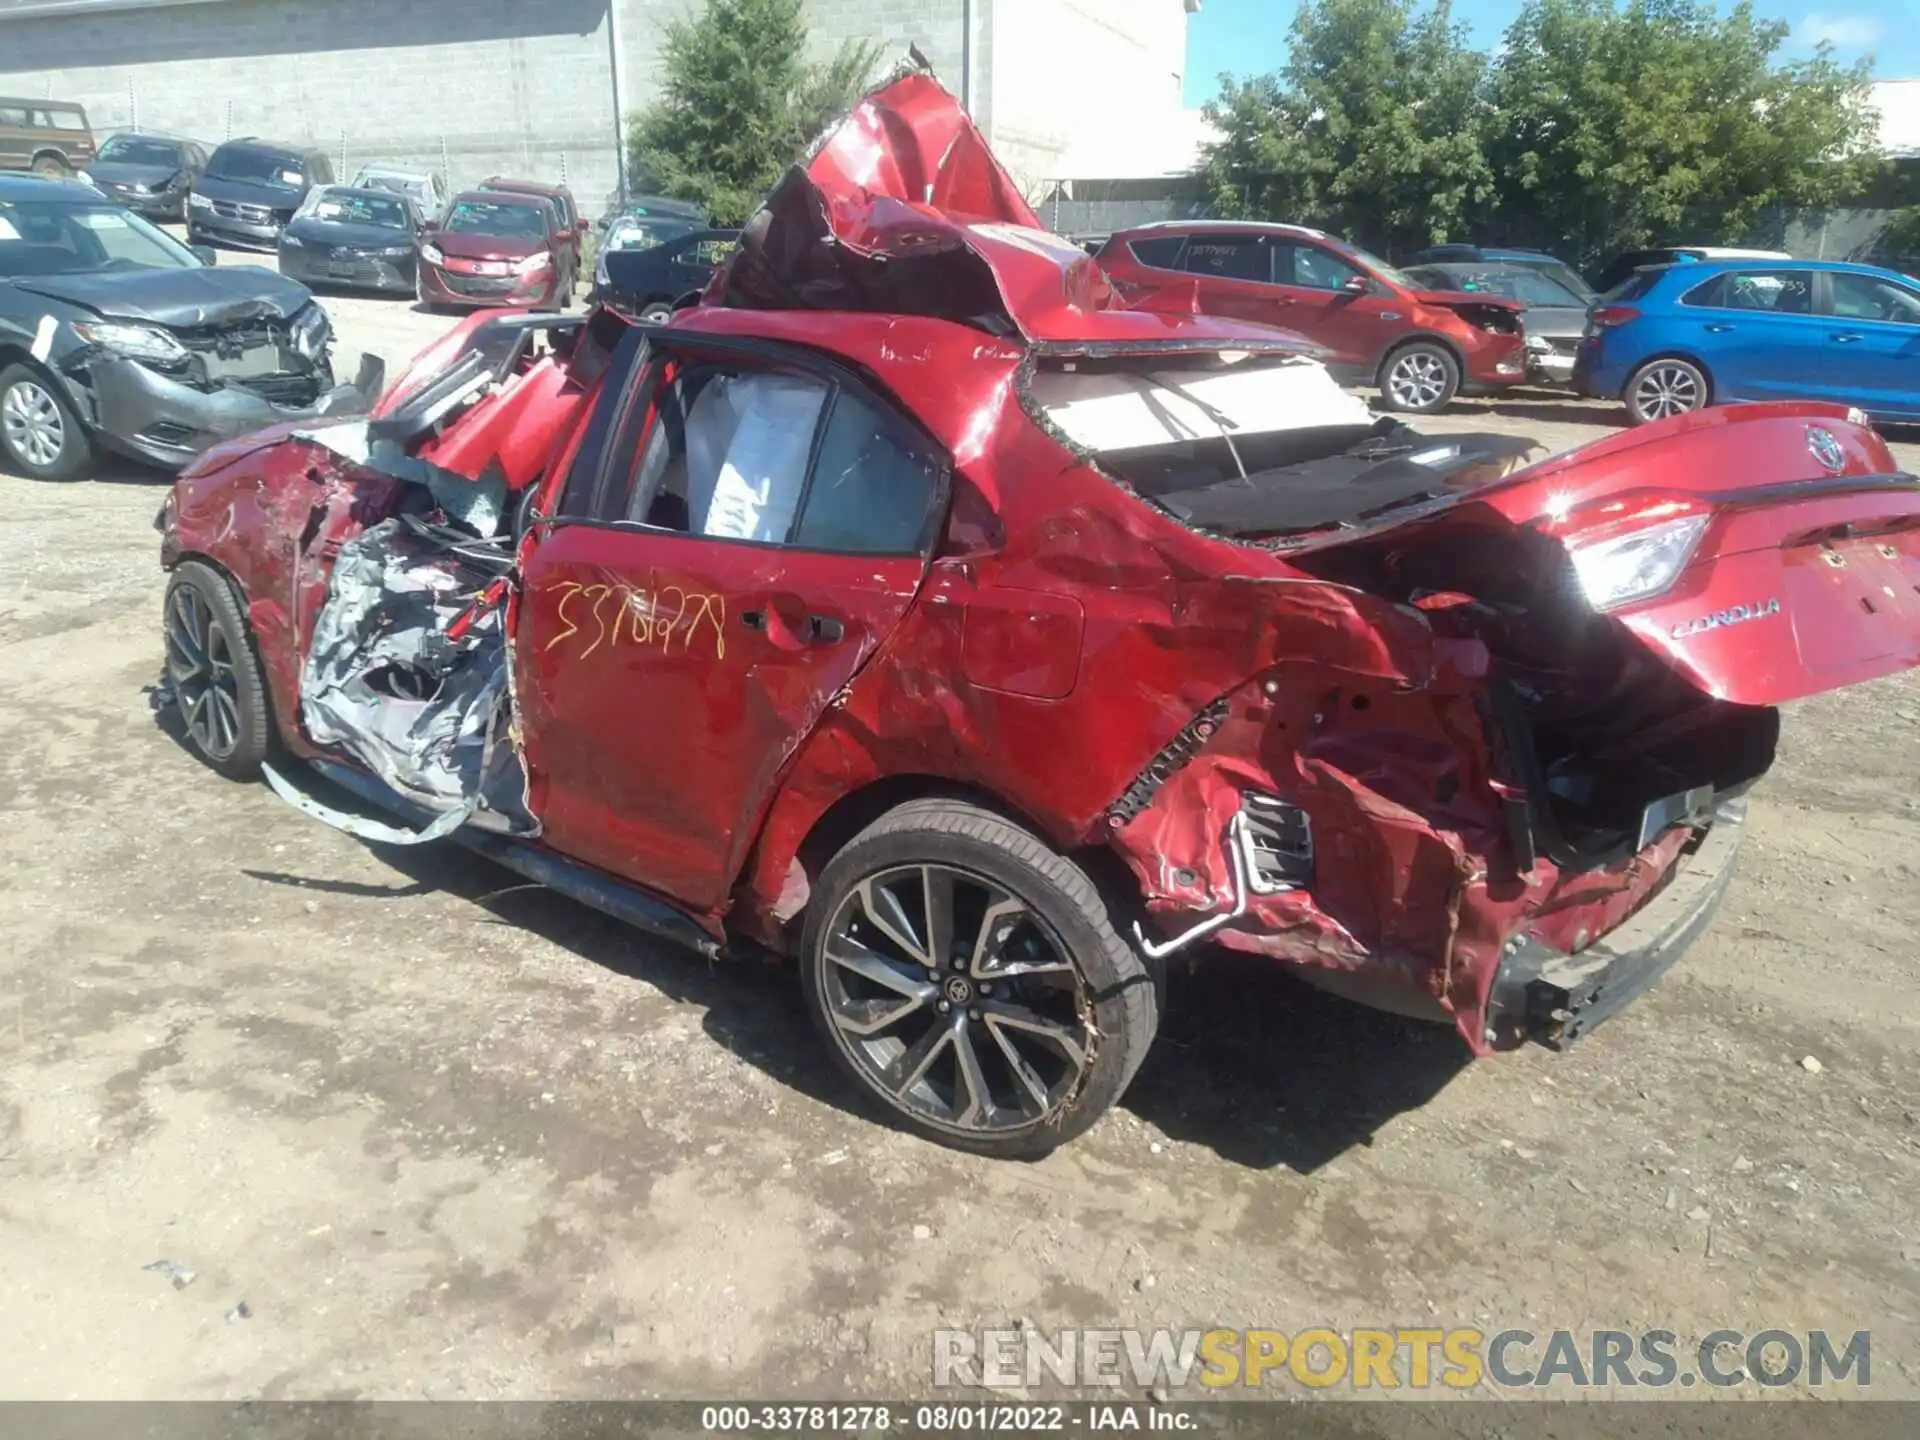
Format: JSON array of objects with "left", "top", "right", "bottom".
[{"left": 682, "top": 372, "right": 827, "bottom": 543}]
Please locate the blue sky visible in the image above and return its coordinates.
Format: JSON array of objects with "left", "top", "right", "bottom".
[{"left": 1184, "top": 0, "right": 1916, "bottom": 105}]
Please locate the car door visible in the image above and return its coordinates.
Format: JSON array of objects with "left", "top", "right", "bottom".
[
  {"left": 513, "top": 334, "right": 949, "bottom": 911},
  {"left": 1269, "top": 240, "right": 1398, "bottom": 374},
  {"left": 1822, "top": 269, "right": 1920, "bottom": 420},
  {"left": 1672, "top": 267, "right": 1828, "bottom": 402},
  {"left": 1173, "top": 231, "right": 1289, "bottom": 330}
]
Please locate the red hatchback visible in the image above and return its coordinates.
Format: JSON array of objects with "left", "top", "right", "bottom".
[
  {"left": 417, "top": 191, "right": 575, "bottom": 311},
  {"left": 1099, "top": 222, "right": 1528, "bottom": 413}
]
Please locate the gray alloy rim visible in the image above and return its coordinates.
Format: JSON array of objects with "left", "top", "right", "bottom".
[
  {"left": 1632, "top": 363, "right": 1702, "bottom": 422},
  {"left": 819, "top": 863, "right": 1093, "bottom": 1135},
  {"left": 1388, "top": 350, "right": 1449, "bottom": 409},
  {"left": 2, "top": 379, "right": 65, "bottom": 469},
  {"left": 165, "top": 584, "right": 242, "bottom": 760}
]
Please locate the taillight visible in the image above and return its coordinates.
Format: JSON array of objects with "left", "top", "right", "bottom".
[
  {"left": 1589, "top": 305, "right": 1642, "bottom": 328},
  {"left": 1540, "top": 490, "right": 1714, "bottom": 611}
]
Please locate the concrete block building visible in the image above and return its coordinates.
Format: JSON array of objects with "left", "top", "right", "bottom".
[{"left": 0, "top": 0, "right": 1206, "bottom": 219}]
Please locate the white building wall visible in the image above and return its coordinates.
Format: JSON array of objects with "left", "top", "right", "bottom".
[
  {"left": 0, "top": 0, "right": 1189, "bottom": 216},
  {"left": 986, "top": 0, "right": 1191, "bottom": 196}
]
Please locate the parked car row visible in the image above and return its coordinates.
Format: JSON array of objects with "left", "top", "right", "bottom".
[{"left": 1090, "top": 223, "right": 1919, "bottom": 426}]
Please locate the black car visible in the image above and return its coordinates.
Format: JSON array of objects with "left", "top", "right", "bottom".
[
  {"left": 188, "top": 139, "right": 335, "bottom": 251},
  {"left": 0, "top": 176, "right": 367, "bottom": 481},
  {"left": 278, "top": 185, "right": 423, "bottom": 296},
  {"left": 594, "top": 227, "right": 739, "bottom": 320},
  {"left": 84, "top": 132, "right": 206, "bottom": 221}
]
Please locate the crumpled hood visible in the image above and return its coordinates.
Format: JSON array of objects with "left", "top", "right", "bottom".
[
  {"left": 707, "top": 53, "right": 1320, "bottom": 355},
  {"left": 1413, "top": 287, "right": 1525, "bottom": 314},
  {"left": 13, "top": 265, "right": 316, "bottom": 327},
  {"left": 431, "top": 231, "right": 544, "bottom": 263},
  {"left": 88, "top": 159, "right": 183, "bottom": 188}
]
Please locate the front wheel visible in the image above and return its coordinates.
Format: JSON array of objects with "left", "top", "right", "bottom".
[
  {"left": 1624, "top": 357, "right": 1709, "bottom": 426},
  {"left": 638, "top": 302, "right": 674, "bottom": 325},
  {"left": 0, "top": 363, "right": 92, "bottom": 482},
  {"left": 800, "top": 799, "right": 1159, "bottom": 1158},
  {"left": 1377, "top": 341, "right": 1461, "bottom": 413},
  {"left": 163, "top": 561, "right": 272, "bottom": 781}
]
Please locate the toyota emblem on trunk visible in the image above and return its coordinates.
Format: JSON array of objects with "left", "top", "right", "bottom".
[{"left": 1806, "top": 426, "right": 1845, "bottom": 475}]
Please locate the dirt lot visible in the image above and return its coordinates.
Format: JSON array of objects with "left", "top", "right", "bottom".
[{"left": 2, "top": 269, "right": 1918, "bottom": 1407}]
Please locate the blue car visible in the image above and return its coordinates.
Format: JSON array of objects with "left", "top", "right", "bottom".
[{"left": 1573, "top": 258, "right": 1920, "bottom": 426}]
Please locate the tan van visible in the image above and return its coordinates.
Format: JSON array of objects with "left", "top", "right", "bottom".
[{"left": 0, "top": 98, "right": 97, "bottom": 177}]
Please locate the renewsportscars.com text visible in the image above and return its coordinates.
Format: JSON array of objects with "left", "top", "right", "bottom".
[{"left": 933, "top": 1327, "right": 1871, "bottom": 1392}]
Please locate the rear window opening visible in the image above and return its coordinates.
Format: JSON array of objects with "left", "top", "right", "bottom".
[{"left": 1029, "top": 354, "right": 1540, "bottom": 540}]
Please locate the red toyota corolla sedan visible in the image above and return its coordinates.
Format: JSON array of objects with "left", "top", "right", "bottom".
[
  {"left": 1097, "top": 221, "right": 1529, "bottom": 413},
  {"left": 155, "top": 65, "right": 1920, "bottom": 1157},
  {"left": 416, "top": 190, "right": 574, "bottom": 311}
]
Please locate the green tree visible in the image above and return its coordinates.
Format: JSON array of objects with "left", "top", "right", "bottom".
[
  {"left": 1484, "top": 0, "right": 1879, "bottom": 268},
  {"left": 1198, "top": 0, "right": 1492, "bottom": 254},
  {"left": 628, "top": 0, "right": 881, "bottom": 226}
]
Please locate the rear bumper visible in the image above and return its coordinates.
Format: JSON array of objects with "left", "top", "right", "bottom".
[{"left": 1483, "top": 800, "right": 1745, "bottom": 1049}]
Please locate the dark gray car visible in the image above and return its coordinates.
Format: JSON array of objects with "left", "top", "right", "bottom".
[
  {"left": 0, "top": 175, "right": 368, "bottom": 480},
  {"left": 188, "top": 139, "right": 334, "bottom": 250},
  {"left": 85, "top": 133, "right": 206, "bottom": 222},
  {"left": 277, "top": 186, "right": 423, "bottom": 297},
  {"left": 1404, "top": 262, "right": 1591, "bottom": 386}
]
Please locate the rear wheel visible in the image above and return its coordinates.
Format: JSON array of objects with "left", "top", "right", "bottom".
[
  {"left": 163, "top": 561, "right": 271, "bottom": 781},
  {"left": 800, "top": 799, "right": 1158, "bottom": 1158},
  {"left": 0, "top": 364, "right": 92, "bottom": 482},
  {"left": 1624, "top": 357, "right": 1709, "bottom": 426},
  {"left": 1377, "top": 341, "right": 1460, "bottom": 413},
  {"left": 30, "top": 153, "right": 70, "bottom": 180}
]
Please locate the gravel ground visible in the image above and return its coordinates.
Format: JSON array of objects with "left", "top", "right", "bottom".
[{"left": 1, "top": 257, "right": 1917, "bottom": 1409}]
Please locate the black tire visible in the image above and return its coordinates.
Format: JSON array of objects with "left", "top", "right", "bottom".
[
  {"left": 0, "top": 362, "right": 93, "bottom": 482},
  {"left": 162, "top": 560, "right": 273, "bottom": 781},
  {"left": 1624, "top": 356, "right": 1709, "bottom": 427},
  {"left": 800, "top": 798, "right": 1158, "bottom": 1158},
  {"left": 30, "top": 153, "right": 70, "bottom": 180},
  {"left": 1377, "top": 340, "right": 1461, "bottom": 413}
]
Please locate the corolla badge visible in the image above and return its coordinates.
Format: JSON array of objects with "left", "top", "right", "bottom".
[
  {"left": 1671, "top": 597, "right": 1783, "bottom": 639},
  {"left": 1806, "top": 426, "right": 1846, "bottom": 475}
]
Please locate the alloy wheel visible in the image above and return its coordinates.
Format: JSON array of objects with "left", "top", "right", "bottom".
[
  {"left": 2, "top": 379, "right": 65, "bottom": 470},
  {"left": 165, "top": 583, "right": 242, "bottom": 761},
  {"left": 818, "top": 863, "right": 1094, "bottom": 1136},
  {"left": 1387, "top": 351, "right": 1449, "bottom": 410},
  {"left": 1632, "top": 363, "right": 1702, "bottom": 422}
]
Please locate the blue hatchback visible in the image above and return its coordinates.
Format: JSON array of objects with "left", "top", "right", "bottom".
[{"left": 1572, "top": 258, "right": 1920, "bottom": 426}]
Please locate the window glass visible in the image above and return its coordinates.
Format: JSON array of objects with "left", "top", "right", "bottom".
[
  {"left": 794, "top": 391, "right": 941, "bottom": 554},
  {"left": 687, "top": 234, "right": 738, "bottom": 267},
  {"left": 206, "top": 146, "right": 304, "bottom": 188},
  {"left": 0, "top": 107, "right": 29, "bottom": 127},
  {"left": 48, "top": 109, "right": 88, "bottom": 131},
  {"left": 1128, "top": 235, "right": 1185, "bottom": 269},
  {"left": 1685, "top": 269, "right": 1813, "bottom": 315},
  {"left": 444, "top": 198, "right": 549, "bottom": 239},
  {"left": 1180, "top": 235, "right": 1269, "bottom": 282},
  {"left": 611, "top": 365, "right": 828, "bottom": 543},
  {"left": 1282, "top": 243, "right": 1362, "bottom": 290},
  {"left": 1830, "top": 271, "right": 1920, "bottom": 325},
  {"left": 97, "top": 136, "right": 181, "bottom": 167},
  {"left": 0, "top": 199, "right": 195, "bottom": 275}
]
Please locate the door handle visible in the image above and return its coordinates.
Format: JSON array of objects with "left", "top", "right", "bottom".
[
  {"left": 1832, "top": 333, "right": 1864, "bottom": 343},
  {"left": 739, "top": 608, "right": 844, "bottom": 645},
  {"left": 1704, "top": 323, "right": 1734, "bottom": 333}
]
